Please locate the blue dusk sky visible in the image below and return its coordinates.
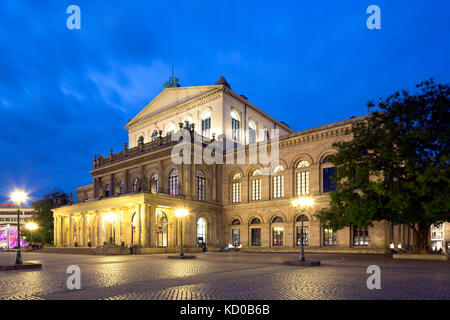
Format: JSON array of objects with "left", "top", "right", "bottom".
[{"left": 0, "top": 1, "right": 449, "bottom": 204}]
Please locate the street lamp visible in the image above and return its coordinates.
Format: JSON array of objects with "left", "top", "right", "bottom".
[
  {"left": 292, "top": 197, "right": 314, "bottom": 262},
  {"left": 26, "top": 222, "right": 38, "bottom": 244},
  {"left": 174, "top": 208, "right": 189, "bottom": 257},
  {"left": 10, "top": 190, "right": 28, "bottom": 265},
  {"left": 104, "top": 212, "right": 117, "bottom": 245}
]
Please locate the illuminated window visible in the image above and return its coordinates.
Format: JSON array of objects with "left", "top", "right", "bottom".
[
  {"left": 201, "top": 111, "right": 211, "bottom": 138},
  {"left": 353, "top": 226, "right": 369, "bottom": 246},
  {"left": 251, "top": 169, "right": 261, "bottom": 201},
  {"left": 272, "top": 227, "right": 283, "bottom": 246},
  {"left": 197, "top": 217, "right": 207, "bottom": 247},
  {"left": 323, "top": 228, "right": 337, "bottom": 246},
  {"left": 295, "top": 215, "right": 309, "bottom": 246},
  {"left": 296, "top": 171, "right": 309, "bottom": 195},
  {"left": 273, "top": 175, "right": 284, "bottom": 198},
  {"left": 232, "top": 172, "right": 241, "bottom": 203}
]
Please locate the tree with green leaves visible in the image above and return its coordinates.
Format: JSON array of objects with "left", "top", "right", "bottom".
[
  {"left": 316, "top": 79, "right": 449, "bottom": 254},
  {"left": 22, "top": 188, "right": 70, "bottom": 245}
]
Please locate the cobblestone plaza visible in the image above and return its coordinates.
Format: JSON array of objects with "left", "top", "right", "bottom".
[{"left": 0, "top": 252, "right": 448, "bottom": 300}]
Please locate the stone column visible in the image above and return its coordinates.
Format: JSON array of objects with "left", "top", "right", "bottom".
[
  {"left": 212, "top": 165, "right": 217, "bottom": 202},
  {"left": 142, "top": 205, "right": 150, "bottom": 247},
  {"left": 97, "top": 212, "right": 102, "bottom": 246},
  {"left": 82, "top": 214, "right": 87, "bottom": 247},
  {"left": 149, "top": 206, "right": 156, "bottom": 247},
  {"left": 136, "top": 204, "right": 141, "bottom": 246},
  {"left": 69, "top": 215, "right": 73, "bottom": 247},
  {"left": 53, "top": 216, "right": 57, "bottom": 246}
]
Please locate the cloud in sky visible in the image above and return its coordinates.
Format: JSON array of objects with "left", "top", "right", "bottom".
[{"left": 0, "top": 0, "right": 449, "bottom": 203}]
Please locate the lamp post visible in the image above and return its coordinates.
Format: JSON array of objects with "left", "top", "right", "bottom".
[
  {"left": 11, "top": 191, "right": 28, "bottom": 265},
  {"left": 292, "top": 197, "right": 314, "bottom": 262},
  {"left": 7, "top": 224, "right": 10, "bottom": 251},
  {"left": 104, "top": 213, "right": 117, "bottom": 245},
  {"left": 174, "top": 208, "right": 189, "bottom": 257},
  {"left": 26, "top": 222, "right": 38, "bottom": 244}
]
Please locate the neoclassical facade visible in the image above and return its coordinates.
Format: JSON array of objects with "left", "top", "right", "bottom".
[{"left": 52, "top": 77, "right": 414, "bottom": 254}]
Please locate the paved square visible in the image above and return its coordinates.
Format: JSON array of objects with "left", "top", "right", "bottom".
[{"left": 0, "top": 251, "right": 449, "bottom": 300}]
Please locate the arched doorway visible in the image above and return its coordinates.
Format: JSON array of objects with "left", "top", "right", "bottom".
[
  {"left": 197, "top": 217, "right": 207, "bottom": 251},
  {"left": 156, "top": 211, "right": 168, "bottom": 247}
]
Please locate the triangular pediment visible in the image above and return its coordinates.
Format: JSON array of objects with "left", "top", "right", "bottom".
[{"left": 126, "top": 85, "right": 219, "bottom": 129}]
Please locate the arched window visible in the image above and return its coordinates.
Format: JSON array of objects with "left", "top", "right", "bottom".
[
  {"left": 322, "top": 155, "right": 336, "bottom": 193},
  {"left": 151, "top": 130, "right": 159, "bottom": 141},
  {"left": 272, "top": 216, "right": 284, "bottom": 223},
  {"left": 231, "top": 219, "right": 241, "bottom": 225},
  {"left": 105, "top": 184, "right": 110, "bottom": 197},
  {"left": 271, "top": 216, "right": 284, "bottom": 247},
  {"left": 196, "top": 170, "right": 206, "bottom": 202},
  {"left": 296, "top": 160, "right": 310, "bottom": 196},
  {"left": 231, "top": 111, "right": 240, "bottom": 141},
  {"left": 119, "top": 181, "right": 125, "bottom": 195},
  {"left": 250, "top": 168, "right": 262, "bottom": 201},
  {"left": 201, "top": 111, "right": 211, "bottom": 138},
  {"left": 197, "top": 217, "right": 207, "bottom": 247},
  {"left": 272, "top": 165, "right": 285, "bottom": 198},
  {"left": 133, "top": 177, "right": 140, "bottom": 193},
  {"left": 296, "top": 214, "right": 309, "bottom": 246},
  {"left": 169, "top": 169, "right": 178, "bottom": 195},
  {"left": 150, "top": 174, "right": 158, "bottom": 193},
  {"left": 166, "top": 123, "right": 175, "bottom": 137},
  {"left": 248, "top": 121, "right": 256, "bottom": 144},
  {"left": 250, "top": 218, "right": 261, "bottom": 246},
  {"left": 231, "top": 172, "right": 241, "bottom": 203},
  {"left": 156, "top": 211, "right": 168, "bottom": 247},
  {"left": 264, "top": 129, "right": 270, "bottom": 141},
  {"left": 296, "top": 214, "right": 309, "bottom": 222}
]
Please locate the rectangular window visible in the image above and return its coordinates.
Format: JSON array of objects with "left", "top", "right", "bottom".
[
  {"left": 232, "top": 229, "right": 240, "bottom": 246},
  {"left": 296, "top": 226, "right": 309, "bottom": 246},
  {"left": 273, "top": 175, "right": 284, "bottom": 198},
  {"left": 232, "top": 182, "right": 241, "bottom": 203},
  {"left": 297, "top": 171, "right": 310, "bottom": 195},
  {"left": 232, "top": 118, "right": 240, "bottom": 141},
  {"left": 272, "top": 228, "right": 284, "bottom": 246},
  {"left": 196, "top": 176, "right": 206, "bottom": 202},
  {"left": 202, "top": 118, "right": 211, "bottom": 138},
  {"left": 323, "top": 167, "right": 337, "bottom": 193},
  {"left": 169, "top": 176, "right": 178, "bottom": 195},
  {"left": 249, "top": 128, "right": 256, "bottom": 144},
  {"left": 251, "top": 228, "right": 261, "bottom": 246},
  {"left": 353, "top": 226, "right": 369, "bottom": 246},
  {"left": 323, "top": 228, "right": 337, "bottom": 246},
  {"left": 251, "top": 179, "right": 261, "bottom": 201}
]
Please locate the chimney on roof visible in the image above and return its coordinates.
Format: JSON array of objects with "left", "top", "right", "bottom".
[{"left": 215, "top": 76, "right": 230, "bottom": 89}]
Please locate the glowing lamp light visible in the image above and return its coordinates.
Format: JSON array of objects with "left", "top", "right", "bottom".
[
  {"left": 11, "top": 191, "right": 28, "bottom": 205},
  {"left": 175, "top": 208, "right": 189, "bottom": 218},
  {"left": 26, "top": 222, "right": 38, "bottom": 231},
  {"left": 104, "top": 212, "right": 118, "bottom": 222},
  {"left": 292, "top": 197, "right": 314, "bottom": 209}
]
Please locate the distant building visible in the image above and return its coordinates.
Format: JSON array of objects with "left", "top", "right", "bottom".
[
  {"left": 52, "top": 77, "right": 416, "bottom": 254},
  {"left": 0, "top": 206, "right": 34, "bottom": 248},
  {"left": 430, "top": 223, "right": 449, "bottom": 253}
]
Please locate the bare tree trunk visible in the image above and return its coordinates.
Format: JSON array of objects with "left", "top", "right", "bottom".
[{"left": 413, "top": 222, "right": 430, "bottom": 254}]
